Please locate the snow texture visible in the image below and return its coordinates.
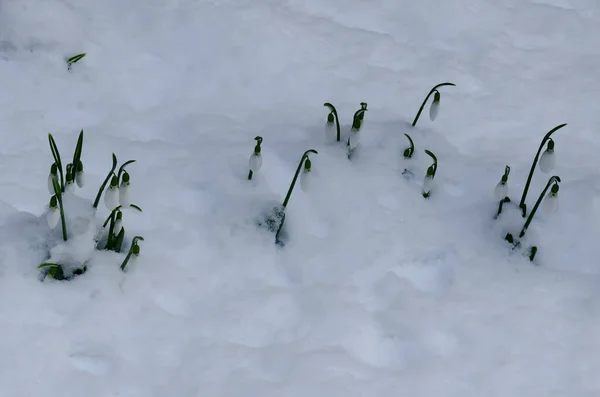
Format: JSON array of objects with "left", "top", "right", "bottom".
[{"left": 1, "top": 0, "right": 600, "bottom": 396}]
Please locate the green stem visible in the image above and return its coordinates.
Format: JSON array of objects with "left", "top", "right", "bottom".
[
  {"left": 48, "top": 134, "right": 65, "bottom": 192},
  {"left": 51, "top": 176, "right": 68, "bottom": 241},
  {"left": 518, "top": 176, "right": 560, "bottom": 238},
  {"left": 518, "top": 123, "right": 566, "bottom": 217},
  {"left": 404, "top": 133, "right": 415, "bottom": 158},
  {"left": 93, "top": 153, "right": 118, "bottom": 208},
  {"left": 72, "top": 130, "right": 84, "bottom": 173},
  {"left": 117, "top": 160, "right": 136, "bottom": 180},
  {"left": 411, "top": 82, "right": 456, "bottom": 127},
  {"left": 324, "top": 103, "right": 341, "bottom": 142},
  {"left": 248, "top": 170, "right": 254, "bottom": 180},
  {"left": 282, "top": 149, "right": 318, "bottom": 208}
]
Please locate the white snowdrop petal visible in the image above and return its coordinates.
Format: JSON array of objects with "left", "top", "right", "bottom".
[
  {"left": 76, "top": 171, "right": 85, "bottom": 188},
  {"left": 65, "top": 182, "right": 75, "bottom": 194},
  {"left": 423, "top": 176, "right": 434, "bottom": 193},
  {"left": 104, "top": 187, "right": 119, "bottom": 210},
  {"left": 542, "top": 194, "right": 559, "bottom": 215},
  {"left": 47, "top": 175, "right": 55, "bottom": 195},
  {"left": 494, "top": 182, "right": 508, "bottom": 201},
  {"left": 429, "top": 101, "right": 439, "bottom": 121},
  {"left": 348, "top": 131, "right": 360, "bottom": 150},
  {"left": 325, "top": 122, "right": 336, "bottom": 142},
  {"left": 46, "top": 208, "right": 60, "bottom": 229},
  {"left": 113, "top": 219, "right": 123, "bottom": 235},
  {"left": 249, "top": 153, "right": 262, "bottom": 172},
  {"left": 539, "top": 151, "right": 556, "bottom": 174},
  {"left": 300, "top": 170, "right": 311, "bottom": 192},
  {"left": 119, "top": 184, "right": 131, "bottom": 207}
]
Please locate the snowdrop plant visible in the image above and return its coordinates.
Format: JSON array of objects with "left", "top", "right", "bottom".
[
  {"left": 248, "top": 136, "right": 263, "bottom": 180},
  {"left": 102, "top": 204, "right": 143, "bottom": 253},
  {"left": 411, "top": 82, "right": 456, "bottom": 127},
  {"left": 403, "top": 133, "right": 415, "bottom": 159},
  {"left": 259, "top": 149, "right": 318, "bottom": 245},
  {"left": 324, "top": 103, "right": 341, "bottom": 142},
  {"left": 494, "top": 165, "right": 511, "bottom": 218},
  {"left": 347, "top": 104, "right": 368, "bottom": 159},
  {"left": 505, "top": 176, "right": 561, "bottom": 261},
  {"left": 93, "top": 153, "right": 136, "bottom": 209},
  {"left": 517, "top": 123, "right": 566, "bottom": 217},
  {"left": 120, "top": 236, "right": 144, "bottom": 271},
  {"left": 422, "top": 150, "right": 438, "bottom": 198},
  {"left": 66, "top": 53, "right": 86, "bottom": 71},
  {"left": 46, "top": 177, "right": 68, "bottom": 241}
]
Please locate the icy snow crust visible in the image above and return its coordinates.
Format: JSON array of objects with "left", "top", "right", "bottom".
[{"left": 1, "top": 0, "right": 600, "bottom": 396}]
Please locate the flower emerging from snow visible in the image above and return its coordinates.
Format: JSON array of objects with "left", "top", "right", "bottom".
[
  {"left": 46, "top": 196, "right": 60, "bottom": 229},
  {"left": 422, "top": 167, "right": 435, "bottom": 198},
  {"left": 104, "top": 176, "right": 119, "bottom": 210},
  {"left": 429, "top": 91, "right": 440, "bottom": 121},
  {"left": 119, "top": 172, "right": 131, "bottom": 207},
  {"left": 539, "top": 139, "right": 556, "bottom": 174},
  {"left": 325, "top": 113, "right": 336, "bottom": 141},
  {"left": 249, "top": 151, "right": 262, "bottom": 172},
  {"left": 494, "top": 180, "right": 508, "bottom": 201},
  {"left": 48, "top": 164, "right": 58, "bottom": 195},
  {"left": 75, "top": 161, "right": 85, "bottom": 188},
  {"left": 300, "top": 158, "right": 312, "bottom": 192},
  {"left": 114, "top": 211, "right": 123, "bottom": 235},
  {"left": 542, "top": 183, "right": 559, "bottom": 215}
]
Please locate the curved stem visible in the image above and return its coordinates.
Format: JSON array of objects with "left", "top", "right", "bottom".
[
  {"left": 324, "top": 103, "right": 341, "bottom": 142},
  {"left": 404, "top": 133, "right": 415, "bottom": 157},
  {"left": 120, "top": 236, "right": 144, "bottom": 271},
  {"left": 411, "top": 82, "right": 455, "bottom": 127},
  {"left": 519, "top": 176, "right": 560, "bottom": 238},
  {"left": 117, "top": 160, "right": 136, "bottom": 180},
  {"left": 282, "top": 149, "right": 318, "bottom": 208},
  {"left": 48, "top": 134, "right": 65, "bottom": 192},
  {"left": 352, "top": 109, "right": 367, "bottom": 130},
  {"left": 518, "top": 123, "right": 567, "bottom": 216},
  {"left": 424, "top": 150, "right": 438, "bottom": 177},
  {"left": 93, "top": 153, "right": 118, "bottom": 208}
]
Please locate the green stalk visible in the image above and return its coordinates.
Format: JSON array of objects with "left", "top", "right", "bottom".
[
  {"left": 117, "top": 160, "right": 136, "bottom": 180},
  {"left": 282, "top": 150, "right": 318, "bottom": 208},
  {"left": 518, "top": 176, "right": 560, "bottom": 239},
  {"left": 324, "top": 103, "right": 341, "bottom": 142},
  {"left": 411, "top": 82, "right": 456, "bottom": 127},
  {"left": 518, "top": 123, "right": 566, "bottom": 217},
  {"left": 94, "top": 154, "right": 118, "bottom": 208},
  {"left": 48, "top": 134, "right": 65, "bottom": 192},
  {"left": 51, "top": 175, "right": 68, "bottom": 241},
  {"left": 424, "top": 150, "right": 438, "bottom": 177}
]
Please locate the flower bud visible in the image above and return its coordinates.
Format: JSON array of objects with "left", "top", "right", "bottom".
[
  {"left": 539, "top": 142, "right": 556, "bottom": 174},
  {"left": 494, "top": 180, "right": 508, "bottom": 201},
  {"left": 249, "top": 153, "right": 262, "bottom": 172},
  {"left": 104, "top": 176, "right": 119, "bottom": 210},
  {"left": 300, "top": 158, "right": 312, "bottom": 192},
  {"left": 429, "top": 91, "right": 440, "bottom": 121},
  {"left": 46, "top": 196, "right": 60, "bottom": 229}
]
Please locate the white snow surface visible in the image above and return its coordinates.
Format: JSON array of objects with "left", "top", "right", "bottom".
[{"left": 1, "top": 0, "right": 600, "bottom": 396}]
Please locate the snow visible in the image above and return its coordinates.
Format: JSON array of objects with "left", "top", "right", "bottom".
[{"left": 1, "top": 0, "right": 600, "bottom": 395}]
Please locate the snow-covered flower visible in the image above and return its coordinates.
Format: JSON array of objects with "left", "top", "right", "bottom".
[
  {"left": 300, "top": 158, "right": 312, "bottom": 192},
  {"left": 113, "top": 211, "right": 123, "bottom": 235},
  {"left": 325, "top": 113, "right": 336, "bottom": 141},
  {"left": 429, "top": 91, "right": 440, "bottom": 121},
  {"left": 119, "top": 172, "right": 131, "bottom": 207},
  {"left": 542, "top": 184, "right": 559, "bottom": 215},
  {"left": 494, "top": 180, "right": 508, "bottom": 201},
  {"left": 249, "top": 152, "right": 262, "bottom": 172},
  {"left": 539, "top": 140, "right": 556, "bottom": 174},
  {"left": 422, "top": 174, "right": 434, "bottom": 197},
  {"left": 104, "top": 176, "right": 119, "bottom": 210},
  {"left": 348, "top": 130, "right": 360, "bottom": 150},
  {"left": 46, "top": 196, "right": 60, "bottom": 229},
  {"left": 75, "top": 161, "right": 84, "bottom": 188}
]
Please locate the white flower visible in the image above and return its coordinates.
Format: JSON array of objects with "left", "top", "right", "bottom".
[
  {"left": 423, "top": 175, "right": 434, "bottom": 194},
  {"left": 300, "top": 169, "right": 311, "bottom": 192},
  {"left": 325, "top": 121, "right": 336, "bottom": 142},
  {"left": 76, "top": 171, "right": 85, "bottom": 188},
  {"left": 542, "top": 192, "right": 559, "bottom": 215},
  {"left": 494, "top": 181, "right": 508, "bottom": 201},
  {"left": 429, "top": 100, "right": 439, "bottom": 121},
  {"left": 47, "top": 174, "right": 56, "bottom": 195},
  {"left": 104, "top": 185, "right": 119, "bottom": 210},
  {"left": 119, "top": 183, "right": 131, "bottom": 207},
  {"left": 46, "top": 207, "right": 60, "bottom": 229},
  {"left": 539, "top": 150, "right": 555, "bottom": 173},
  {"left": 113, "top": 218, "right": 122, "bottom": 235},
  {"left": 348, "top": 130, "right": 360, "bottom": 150},
  {"left": 249, "top": 153, "right": 262, "bottom": 172},
  {"left": 65, "top": 181, "right": 75, "bottom": 194}
]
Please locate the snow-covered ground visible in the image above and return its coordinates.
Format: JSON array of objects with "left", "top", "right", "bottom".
[{"left": 1, "top": 0, "right": 600, "bottom": 395}]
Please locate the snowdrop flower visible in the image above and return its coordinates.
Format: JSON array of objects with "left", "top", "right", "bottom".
[
  {"left": 249, "top": 149, "right": 262, "bottom": 172},
  {"left": 48, "top": 164, "right": 58, "bottom": 195},
  {"left": 113, "top": 211, "right": 123, "bottom": 235},
  {"left": 323, "top": 103, "right": 341, "bottom": 142},
  {"left": 422, "top": 171, "right": 434, "bottom": 198},
  {"left": 46, "top": 196, "right": 60, "bottom": 229},
  {"left": 104, "top": 176, "right": 119, "bottom": 210},
  {"left": 429, "top": 91, "right": 440, "bottom": 121},
  {"left": 538, "top": 139, "right": 555, "bottom": 174},
  {"left": 542, "top": 183, "right": 559, "bottom": 215},
  {"left": 119, "top": 172, "right": 131, "bottom": 207},
  {"left": 300, "top": 158, "right": 312, "bottom": 192},
  {"left": 65, "top": 180, "right": 75, "bottom": 194},
  {"left": 325, "top": 113, "right": 336, "bottom": 141},
  {"left": 494, "top": 180, "right": 508, "bottom": 201},
  {"left": 348, "top": 130, "right": 360, "bottom": 150},
  {"left": 75, "top": 161, "right": 84, "bottom": 188}
]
